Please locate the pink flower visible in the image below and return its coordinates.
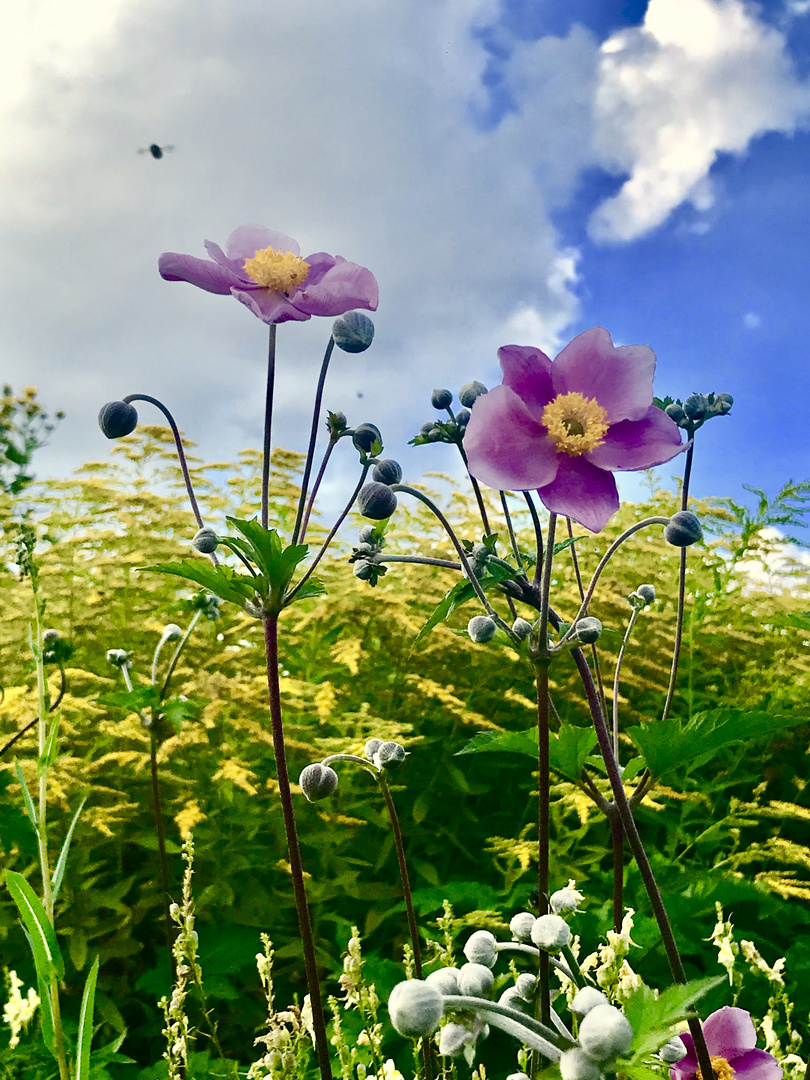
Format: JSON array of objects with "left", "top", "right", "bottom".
[
  {"left": 670, "top": 1008, "right": 782, "bottom": 1080},
  {"left": 159, "top": 224, "right": 378, "bottom": 325},
  {"left": 463, "top": 327, "right": 684, "bottom": 532}
]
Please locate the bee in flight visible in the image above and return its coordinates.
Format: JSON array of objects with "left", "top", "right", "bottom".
[{"left": 138, "top": 144, "right": 175, "bottom": 160}]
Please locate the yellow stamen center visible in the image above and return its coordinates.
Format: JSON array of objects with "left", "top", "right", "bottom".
[
  {"left": 542, "top": 392, "right": 610, "bottom": 457},
  {"left": 243, "top": 245, "right": 310, "bottom": 294},
  {"left": 697, "top": 1057, "right": 736, "bottom": 1080}
]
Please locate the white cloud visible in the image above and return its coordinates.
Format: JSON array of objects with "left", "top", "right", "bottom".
[
  {"left": 588, "top": 0, "right": 810, "bottom": 242},
  {"left": 743, "top": 310, "right": 762, "bottom": 328}
]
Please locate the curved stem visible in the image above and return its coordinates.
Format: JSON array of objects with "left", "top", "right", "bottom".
[
  {"left": 0, "top": 715, "right": 38, "bottom": 758},
  {"left": 566, "top": 517, "right": 609, "bottom": 723},
  {"left": 454, "top": 438, "right": 491, "bottom": 536},
  {"left": 260, "top": 324, "right": 278, "bottom": 530},
  {"left": 50, "top": 665, "right": 66, "bottom": 712},
  {"left": 161, "top": 610, "right": 203, "bottom": 699},
  {"left": 378, "top": 774, "right": 423, "bottom": 978},
  {"left": 522, "top": 491, "right": 544, "bottom": 586},
  {"left": 149, "top": 729, "right": 172, "bottom": 952},
  {"left": 292, "top": 338, "right": 336, "bottom": 545},
  {"left": 439, "top": 996, "right": 562, "bottom": 1059},
  {"left": 612, "top": 608, "right": 640, "bottom": 760},
  {"left": 501, "top": 492, "right": 525, "bottom": 572},
  {"left": 299, "top": 438, "right": 337, "bottom": 543},
  {"left": 494, "top": 942, "right": 577, "bottom": 981},
  {"left": 263, "top": 616, "right": 332, "bottom": 1080},
  {"left": 379, "top": 555, "right": 461, "bottom": 570}
]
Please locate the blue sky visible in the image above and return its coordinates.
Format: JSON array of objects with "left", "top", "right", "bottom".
[{"left": 1, "top": 0, "right": 809, "bottom": 529}]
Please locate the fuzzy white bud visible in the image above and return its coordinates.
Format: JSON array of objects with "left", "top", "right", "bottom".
[
  {"left": 530, "top": 913, "right": 571, "bottom": 953},
  {"left": 578, "top": 1004, "right": 633, "bottom": 1061}
]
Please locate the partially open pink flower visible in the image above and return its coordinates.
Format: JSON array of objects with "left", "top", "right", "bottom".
[
  {"left": 463, "top": 328, "right": 684, "bottom": 532},
  {"left": 159, "top": 224, "right": 378, "bottom": 325},
  {"left": 670, "top": 1007, "right": 782, "bottom": 1080}
]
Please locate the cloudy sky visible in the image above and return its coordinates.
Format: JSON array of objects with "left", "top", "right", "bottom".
[{"left": 2, "top": 0, "right": 809, "bottom": 523}]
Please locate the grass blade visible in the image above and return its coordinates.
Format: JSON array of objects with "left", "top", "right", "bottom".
[
  {"left": 4, "top": 870, "right": 65, "bottom": 982},
  {"left": 76, "top": 955, "right": 100, "bottom": 1080},
  {"left": 14, "top": 759, "right": 39, "bottom": 840},
  {"left": 51, "top": 797, "right": 87, "bottom": 904}
]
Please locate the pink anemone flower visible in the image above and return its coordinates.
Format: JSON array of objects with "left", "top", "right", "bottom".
[
  {"left": 670, "top": 1007, "right": 782, "bottom": 1080},
  {"left": 463, "top": 327, "right": 685, "bottom": 533},
  {"left": 158, "top": 224, "right": 378, "bottom": 325}
]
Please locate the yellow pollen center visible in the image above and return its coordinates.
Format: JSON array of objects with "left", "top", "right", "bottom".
[
  {"left": 697, "top": 1057, "right": 736, "bottom": 1080},
  {"left": 541, "top": 392, "right": 610, "bottom": 457},
  {"left": 242, "top": 245, "right": 310, "bottom": 294}
]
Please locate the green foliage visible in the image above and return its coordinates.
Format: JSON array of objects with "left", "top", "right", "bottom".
[{"left": 0, "top": 386, "right": 64, "bottom": 499}]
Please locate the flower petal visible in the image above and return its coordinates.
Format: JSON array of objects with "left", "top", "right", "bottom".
[
  {"left": 158, "top": 252, "right": 243, "bottom": 294},
  {"left": 224, "top": 225, "right": 300, "bottom": 261},
  {"left": 294, "top": 253, "right": 379, "bottom": 316},
  {"left": 464, "top": 385, "right": 559, "bottom": 492},
  {"left": 669, "top": 1033, "right": 697, "bottom": 1080},
  {"left": 552, "top": 327, "right": 656, "bottom": 424},
  {"left": 704, "top": 1007, "right": 758, "bottom": 1059},
  {"left": 586, "top": 407, "right": 684, "bottom": 471},
  {"left": 498, "top": 345, "right": 555, "bottom": 422},
  {"left": 536, "top": 456, "right": 619, "bottom": 533},
  {"left": 231, "top": 287, "right": 311, "bottom": 324},
  {"left": 204, "top": 240, "right": 250, "bottom": 278},
  {"left": 730, "top": 1049, "right": 783, "bottom": 1080}
]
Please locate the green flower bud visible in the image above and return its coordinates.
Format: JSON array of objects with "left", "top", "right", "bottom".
[
  {"left": 332, "top": 311, "right": 375, "bottom": 353},
  {"left": 665, "top": 402, "right": 686, "bottom": 425},
  {"left": 372, "top": 459, "right": 403, "bottom": 486},
  {"left": 634, "top": 583, "right": 656, "bottom": 606},
  {"left": 512, "top": 617, "right": 533, "bottom": 640},
  {"left": 463, "top": 930, "right": 497, "bottom": 968},
  {"left": 364, "top": 738, "right": 383, "bottom": 761},
  {"left": 425, "top": 967, "right": 460, "bottom": 995},
  {"left": 578, "top": 1004, "right": 633, "bottom": 1061},
  {"left": 509, "top": 911, "right": 536, "bottom": 943},
  {"left": 106, "top": 648, "right": 131, "bottom": 668},
  {"left": 299, "top": 763, "right": 339, "bottom": 802},
  {"left": 327, "top": 410, "right": 348, "bottom": 437},
  {"left": 571, "top": 617, "right": 602, "bottom": 644},
  {"left": 387, "top": 980, "right": 444, "bottom": 1038},
  {"left": 682, "top": 393, "right": 709, "bottom": 421},
  {"left": 456, "top": 407, "right": 471, "bottom": 427},
  {"left": 419, "top": 422, "right": 434, "bottom": 438},
  {"left": 715, "top": 392, "right": 733, "bottom": 415},
  {"left": 571, "top": 987, "right": 609, "bottom": 1015},
  {"left": 530, "top": 913, "right": 571, "bottom": 953},
  {"left": 665, "top": 511, "right": 703, "bottom": 547},
  {"left": 431, "top": 388, "right": 453, "bottom": 410},
  {"left": 660, "top": 1036, "right": 687, "bottom": 1064},
  {"left": 191, "top": 527, "right": 218, "bottom": 554},
  {"left": 352, "top": 423, "right": 382, "bottom": 454},
  {"left": 468, "top": 615, "right": 497, "bottom": 643},
  {"left": 457, "top": 962, "right": 494, "bottom": 997},
  {"left": 98, "top": 401, "right": 138, "bottom": 439},
  {"left": 560, "top": 1048, "right": 605, "bottom": 1080},
  {"left": 458, "top": 381, "right": 488, "bottom": 408},
  {"left": 515, "top": 973, "right": 536, "bottom": 1000},
  {"left": 353, "top": 559, "right": 377, "bottom": 581},
  {"left": 549, "top": 886, "right": 582, "bottom": 914},
  {"left": 162, "top": 623, "right": 183, "bottom": 642},
  {"left": 358, "top": 524, "right": 378, "bottom": 545},
  {"left": 375, "top": 741, "right": 406, "bottom": 769},
  {"left": 499, "top": 986, "right": 531, "bottom": 1015},
  {"left": 357, "top": 482, "right": 397, "bottom": 520}
]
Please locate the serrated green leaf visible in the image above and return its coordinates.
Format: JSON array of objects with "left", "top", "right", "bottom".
[
  {"left": 553, "top": 536, "right": 580, "bottom": 555},
  {"left": 227, "top": 518, "right": 309, "bottom": 594},
  {"left": 161, "top": 696, "right": 201, "bottom": 734},
  {"left": 621, "top": 756, "right": 646, "bottom": 784},
  {"left": 415, "top": 580, "right": 477, "bottom": 644},
  {"left": 286, "top": 577, "right": 327, "bottom": 604},
  {"left": 143, "top": 561, "right": 259, "bottom": 607},
  {"left": 457, "top": 729, "right": 537, "bottom": 759},
  {"left": 456, "top": 725, "right": 596, "bottom": 782},
  {"left": 76, "top": 955, "right": 100, "bottom": 1080},
  {"left": 5, "top": 870, "right": 64, "bottom": 982},
  {"left": 98, "top": 685, "right": 159, "bottom": 713},
  {"left": 625, "top": 976, "right": 724, "bottom": 1061},
  {"left": 52, "top": 797, "right": 87, "bottom": 903}
]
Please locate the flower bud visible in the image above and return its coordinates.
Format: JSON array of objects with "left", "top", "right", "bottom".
[
  {"left": 715, "top": 392, "right": 733, "bottom": 415},
  {"left": 507, "top": 1074, "right": 531, "bottom": 1080},
  {"left": 458, "top": 381, "right": 488, "bottom": 408},
  {"left": 372, "top": 459, "right": 403, "bottom": 486},
  {"left": 431, "top": 388, "right": 453, "bottom": 410},
  {"left": 42, "top": 629, "right": 61, "bottom": 644},
  {"left": 358, "top": 525, "right": 378, "bottom": 545},
  {"left": 419, "top": 422, "right": 434, "bottom": 438},
  {"left": 468, "top": 615, "right": 497, "bottom": 643},
  {"left": 463, "top": 930, "right": 497, "bottom": 968},
  {"left": 571, "top": 987, "right": 609, "bottom": 1015},
  {"left": 162, "top": 624, "right": 183, "bottom": 642},
  {"left": 457, "top": 962, "right": 494, "bottom": 997},
  {"left": 352, "top": 423, "right": 382, "bottom": 454},
  {"left": 387, "top": 980, "right": 444, "bottom": 1038},
  {"left": 427, "top": 426, "right": 443, "bottom": 441},
  {"left": 512, "top": 617, "right": 533, "bottom": 641},
  {"left": 634, "top": 583, "right": 656, "bottom": 606},
  {"left": 578, "top": 1004, "right": 633, "bottom": 1061},
  {"left": 660, "top": 1036, "right": 687, "bottom": 1063},
  {"left": 439, "top": 1021, "right": 472, "bottom": 1058},
  {"left": 327, "top": 410, "right": 348, "bottom": 437},
  {"left": 549, "top": 887, "right": 582, "bottom": 915},
  {"left": 364, "top": 738, "right": 383, "bottom": 761},
  {"left": 332, "top": 311, "right": 375, "bottom": 353},
  {"left": 499, "top": 986, "right": 531, "bottom": 1014},
  {"left": 560, "top": 1048, "right": 605, "bottom": 1080},
  {"left": 682, "top": 393, "right": 709, "bottom": 421},
  {"left": 106, "top": 648, "right": 131, "bottom": 668},
  {"left": 353, "top": 560, "right": 377, "bottom": 581},
  {"left": 571, "top": 617, "right": 602, "bottom": 645},
  {"left": 357, "top": 482, "right": 397, "bottom": 520},
  {"left": 299, "top": 763, "right": 339, "bottom": 802},
  {"left": 664, "top": 402, "right": 686, "bottom": 425},
  {"left": 530, "top": 913, "right": 571, "bottom": 953},
  {"left": 665, "top": 511, "right": 703, "bottom": 547},
  {"left": 191, "top": 527, "right": 218, "bottom": 554},
  {"left": 455, "top": 407, "right": 471, "bottom": 427},
  {"left": 425, "top": 967, "right": 460, "bottom": 996},
  {"left": 98, "top": 400, "right": 138, "bottom": 440},
  {"left": 374, "top": 741, "right": 406, "bottom": 770},
  {"left": 509, "top": 911, "right": 536, "bottom": 943}
]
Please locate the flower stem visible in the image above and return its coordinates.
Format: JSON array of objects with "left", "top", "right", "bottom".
[
  {"left": 610, "top": 813, "right": 624, "bottom": 935},
  {"left": 534, "top": 660, "right": 552, "bottom": 1033},
  {"left": 612, "top": 607, "right": 640, "bottom": 759},
  {"left": 262, "top": 615, "right": 332, "bottom": 1080},
  {"left": 523, "top": 492, "right": 544, "bottom": 585},
  {"left": 298, "top": 437, "right": 337, "bottom": 543},
  {"left": 662, "top": 441, "right": 696, "bottom": 721},
  {"left": 261, "top": 324, "right": 277, "bottom": 530},
  {"left": 292, "top": 337, "right": 335, "bottom": 545},
  {"left": 149, "top": 730, "right": 172, "bottom": 952}
]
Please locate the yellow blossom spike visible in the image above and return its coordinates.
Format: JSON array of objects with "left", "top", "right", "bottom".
[
  {"left": 243, "top": 245, "right": 311, "bottom": 294},
  {"left": 542, "top": 392, "right": 610, "bottom": 456}
]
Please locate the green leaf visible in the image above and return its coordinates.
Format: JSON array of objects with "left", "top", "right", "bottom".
[
  {"left": 227, "top": 518, "right": 309, "bottom": 594},
  {"left": 4, "top": 870, "right": 64, "bottom": 982},
  {"left": 415, "top": 579, "right": 477, "bottom": 644},
  {"left": 286, "top": 577, "right": 327, "bottom": 604},
  {"left": 161, "top": 696, "right": 202, "bottom": 734},
  {"left": 456, "top": 728, "right": 537, "bottom": 759},
  {"left": 51, "top": 797, "right": 87, "bottom": 903},
  {"left": 76, "top": 955, "right": 100, "bottom": 1080},
  {"left": 37, "top": 708, "right": 61, "bottom": 777},
  {"left": 144, "top": 561, "right": 259, "bottom": 608},
  {"left": 621, "top": 756, "right": 646, "bottom": 784},
  {"left": 553, "top": 536, "right": 581, "bottom": 556},
  {"left": 456, "top": 726, "right": 597, "bottom": 782},
  {"left": 14, "top": 759, "right": 39, "bottom": 841},
  {"left": 98, "top": 685, "right": 159, "bottom": 713},
  {"left": 624, "top": 976, "right": 725, "bottom": 1061}
]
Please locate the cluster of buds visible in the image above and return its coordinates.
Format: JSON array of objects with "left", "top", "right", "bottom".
[
  {"left": 411, "top": 381, "right": 488, "bottom": 447},
  {"left": 663, "top": 392, "right": 733, "bottom": 435},
  {"left": 298, "top": 738, "right": 407, "bottom": 803},
  {"left": 628, "top": 583, "right": 656, "bottom": 610}
]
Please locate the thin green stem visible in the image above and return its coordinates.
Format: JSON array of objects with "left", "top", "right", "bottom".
[
  {"left": 662, "top": 441, "right": 696, "bottom": 722},
  {"left": 612, "top": 608, "right": 640, "bottom": 759},
  {"left": 161, "top": 611, "right": 203, "bottom": 698},
  {"left": 149, "top": 731, "right": 172, "bottom": 953},
  {"left": 261, "top": 324, "right": 277, "bottom": 530},
  {"left": 292, "top": 338, "right": 336, "bottom": 545},
  {"left": 560, "top": 944, "right": 586, "bottom": 989},
  {"left": 299, "top": 437, "right": 338, "bottom": 543}
]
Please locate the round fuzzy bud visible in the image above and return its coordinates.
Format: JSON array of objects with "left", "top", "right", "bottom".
[
  {"left": 578, "top": 1004, "right": 634, "bottom": 1062},
  {"left": 635, "top": 583, "right": 656, "bottom": 605},
  {"left": 431, "top": 388, "right": 453, "bottom": 410},
  {"left": 387, "top": 980, "right": 444, "bottom": 1039},
  {"left": 99, "top": 400, "right": 138, "bottom": 439},
  {"left": 352, "top": 423, "right": 382, "bottom": 453},
  {"left": 659, "top": 1036, "right": 687, "bottom": 1064},
  {"left": 665, "top": 511, "right": 703, "bottom": 547},
  {"left": 364, "top": 738, "right": 383, "bottom": 761},
  {"left": 162, "top": 624, "right": 183, "bottom": 642},
  {"left": 498, "top": 986, "right": 530, "bottom": 1014},
  {"left": 463, "top": 930, "right": 497, "bottom": 969},
  {"left": 425, "top": 967, "right": 460, "bottom": 996},
  {"left": 457, "top": 962, "right": 494, "bottom": 998},
  {"left": 515, "top": 973, "right": 536, "bottom": 1000},
  {"left": 560, "top": 1048, "right": 605, "bottom": 1080},
  {"left": 358, "top": 524, "right": 377, "bottom": 545},
  {"left": 439, "top": 1021, "right": 472, "bottom": 1058},
  {"left": 571, "top": 987, "right": 609, "bottom": 1016},
  {"left": 549, "top": 887, "right": 581, "bottom": 915},
  {"left": 372, "top": 459, "right": 403, "bottom": 486},
  {"left": 509, "top": 911, "right": 536, "bottom": 943},
  {"left": 106, "top": 648, "right": 131, "bottom": 668},
  {"left": 375, "top": 741, "right": 406, "bottom": 770},
  {"left": 664, "top": 402, "right": 686, "bottom": 425},
  {"left": 468, "top": 615, "right": 497, "bottom": 643},
  {"left": 682, "top": 393, "right": 709, "bottom": 421},
  {"left": 571, "top": 617, "right": 602, "bottom": 645},
  {"left": 511, "top": 617, "right": 533, "bottom": 641},
  {"left": 353, "top": 560, "right": 377, "bottom": 581},
  {"left": 455, "top": 407, "right": 471, "bottom": 427},
  {"left": 458, "top": 381, "right": 488, "bottom": 408},
  {"left": 427, "top": 426, "right": 443, "bottom": 441},
  {"left": 299, "top": 763, "right": 339, "bottom": 802},
  {"left": 357, "top": 482, "right": 397, "bottom": 520},
  {"left": 191, "top": 527, "right": 218, "bottom": 554},
  {"left": 332, "top": 311, "right": 375, "bottom": 353},
  {"left": 419, "top": 422, "right": 434, "bottom": 438},
  {"left": 507, "top": 1074, "right": 531, "bottom": 1080},
  {"left": 42, "top": 629, "right": 61, "bottom": 644},
  {"left": 715, "top": 392, "right": 733, "bottom": 415},
  {"left": 530, "top": 913, "right": 571, "bottom": 953}
]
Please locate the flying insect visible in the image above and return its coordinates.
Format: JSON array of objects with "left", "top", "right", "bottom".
[{"left": 138, "top": 144, "right": 175, "bottom": 160}]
